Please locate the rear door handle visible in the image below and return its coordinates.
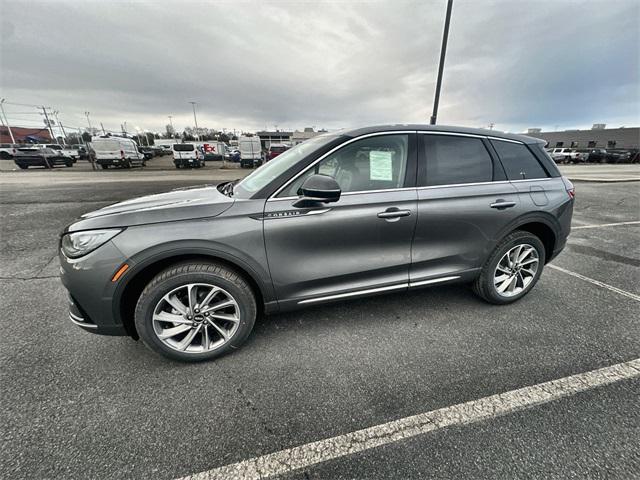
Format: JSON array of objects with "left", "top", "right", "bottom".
[
  {"left": 490, "top": 200, "right": 517, "bottom": 209},
  {"left": 378, "top": 208, "right": 411, "bottom": 220}
]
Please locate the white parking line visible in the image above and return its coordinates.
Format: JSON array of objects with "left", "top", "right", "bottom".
[
  {"left": 573, "top": 220, "right": 640, "bottom": 230},
  {"left": 177, "top": 359, "right": 640, "bottom": 480},
  {"left": 548, "top": 265, "right": 640, "bottom": 302}
]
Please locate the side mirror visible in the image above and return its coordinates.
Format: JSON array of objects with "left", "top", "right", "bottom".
[{"left": 293, "top": 174, "right": 341, "bottom": 207}]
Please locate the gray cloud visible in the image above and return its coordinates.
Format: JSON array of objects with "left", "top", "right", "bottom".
[{"left": 1, "top": 0, "right": 638, "bottom": 134}]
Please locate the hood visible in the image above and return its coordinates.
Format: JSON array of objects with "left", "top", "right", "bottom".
[{"left": 67, "top": 184, "right": 234, "bottom": 232}]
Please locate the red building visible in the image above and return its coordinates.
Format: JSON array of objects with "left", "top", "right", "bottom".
[{"left": 0, "top": 126, "right": 52, "bottom": 144}]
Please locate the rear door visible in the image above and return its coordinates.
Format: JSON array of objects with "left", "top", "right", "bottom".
[
  {"left": 410, "top": 133, "right": 522, "bottom": 283},
  {"left": 264, "top": 133, "right": 418, "bottom": 306},
  {"left": 489, "top": 139, "right": 566, "bottom": 236}
]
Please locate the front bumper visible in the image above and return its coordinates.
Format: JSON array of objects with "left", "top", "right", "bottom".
[{"left": 59, "top": 241, "right": 129, "bottom": 336}]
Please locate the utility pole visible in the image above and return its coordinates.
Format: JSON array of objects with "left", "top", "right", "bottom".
[
  {"left": 189, "top": 101, "right": 199, "bottom": 141},
  {"left": 0, "top": 98, "right": 15, "bottom": 143},
  {"left": 430, "top": 0, "right": 454, "bottom": 125},
  {"left": 41, "top": 106, "right": 58, "bottom": 144},
  {"left": 168, "top": 115, "right": 174, "bottom": 138},
  {"left": 53, "top": 111, "right": 69, "bottom": 144},
  {"left": 85, "top": 111, "right": 93, "bottom": 134}
]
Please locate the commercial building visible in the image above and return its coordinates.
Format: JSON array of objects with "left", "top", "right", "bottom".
[
  {"left": 525, "top": 125, "right": 639, "bottom": 150},
  {"left": 256, "top": 130, "right": 292, "bottom": 150},
  {"left": 290, "top": 127, "right": 327, "bottom": 145},
  {"left": 0, "top": 126, "right": 53, "bottom": 144}
]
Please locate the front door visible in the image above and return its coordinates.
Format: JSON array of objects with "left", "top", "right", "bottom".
[{"left": 264, "top": 133, "right": 418, "bottom": 306}]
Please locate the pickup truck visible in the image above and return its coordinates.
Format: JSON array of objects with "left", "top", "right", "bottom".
[
  {"left": 549, "top": 148, "right": 588, "bottom": 164},
  {"left": 39, "top": 144, "right": 78, "bottom": 161}
]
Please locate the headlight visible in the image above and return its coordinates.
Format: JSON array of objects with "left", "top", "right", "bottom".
[{"left": 61, "top": 228, "right": 123, "bottom": 258}]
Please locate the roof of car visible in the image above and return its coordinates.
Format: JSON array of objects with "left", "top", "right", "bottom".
[{"left": 340, "top": 124, "right": 544, "bottom": 144}]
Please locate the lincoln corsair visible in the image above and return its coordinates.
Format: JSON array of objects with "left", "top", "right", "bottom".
[{"left": 59, "top": 125, "right": 574, "bottom": 361}]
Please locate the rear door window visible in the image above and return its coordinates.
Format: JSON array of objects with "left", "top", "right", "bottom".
[
  {"left": 173, "top": 144, "right": 195, "bottom": 151},
  {"left": 421, "top": 135, "right": 493, "bottom": 186},
  {"left": 491, "top": 140, "right": 548, "bottom": 180}
]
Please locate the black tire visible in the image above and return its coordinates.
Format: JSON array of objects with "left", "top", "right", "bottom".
[
  {"left": 0, "top": 152, "right": 11, "bottom": 159},
  {"left": 135, "top": 262, "right": 257, "bottom": 362},
  {"left": 101, "top": 164, "right": 109, "bottom": 169},
  {"left": 123, "top": 159, "right": 132, "bottom": 169},
  {"left": 65, "top": 161, "right": 73, "bottom": 167},
  {"left": 17, "top": 163, "right": 28, "bottom": 169},
  {"left": 472, "top": 230, "right": 546, "bottom": 305}
]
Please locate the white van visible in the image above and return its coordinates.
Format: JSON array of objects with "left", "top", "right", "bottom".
[
  {"left": 238, "top": 136, "right": 263, "bottom": 168},
  {"left": 91, "top": 136, "right": 145, "bottom": 169},
  {"left": 172, "top": 143, "right": 204, "bottom": 169}
]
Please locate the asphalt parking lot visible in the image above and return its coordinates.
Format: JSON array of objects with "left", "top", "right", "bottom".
[{"left": 1, "top": 166, "right": 639, "bottom": 479}]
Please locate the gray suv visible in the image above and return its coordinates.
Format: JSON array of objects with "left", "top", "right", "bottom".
[{"left": 59, "top": 125, "right": 574, "bottom": 362}]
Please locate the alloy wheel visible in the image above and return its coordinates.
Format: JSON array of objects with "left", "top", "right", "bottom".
[
  {"left": 152, "top": 283, "right": 240, "bottom": 353},
  {"left": 493, "top": 244, "right": 539, "bottom": 298}
]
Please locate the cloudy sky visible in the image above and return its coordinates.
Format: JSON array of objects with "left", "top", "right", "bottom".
[{"left": 1, "top": 0, "right": 638, "bottom": 135}]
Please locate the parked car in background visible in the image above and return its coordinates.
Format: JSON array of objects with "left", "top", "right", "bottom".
[
  {"left": 0, "top": 143, "right": 18, "bottom": 159},
  {"left": 225, "top": 147, "right": 241, "bottom": 162},
  {"left": 172, "top": 143, "right": 204, "bottom": 168},
  {"left": 58, "top": 125, "right": 574, "bottom": 362},
  {"left": 137, "top": 146, "right": 155, "bottom": 161},
  {"left": 92, "top": 136, "right": 146, "bottom": 169},
  {"left": 14, "top": 147, "right": 74, "bottom": 169},
  {"left": 586, "top": 148, "right": 607, "bottom": 163},
  {"left": 267, "top": 143, "right": 290, "bottom": 161},
  {"left": 238, "top": 136, "right": 263, "bottom": 168},
  {"left": 606, "top": 150, "right": 632, "bottom": 164},
  {"left": 70, "top": 144, "right": 90, "bottom": 160},
  {"left": 549, "top": 148, "right": 586, "bottom": 164},
  {"left": 40, "top": 144, "right": 78, "bottom": 161}
]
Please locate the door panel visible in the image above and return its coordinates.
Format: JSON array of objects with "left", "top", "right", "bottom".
[
  {"left": 410, "top": 182, "right": 522, "bottom": 281},
  {"left": 264, "top": 190, "right": 417, "bottom": 303}
]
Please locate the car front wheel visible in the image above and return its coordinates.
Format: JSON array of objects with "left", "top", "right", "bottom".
[
  {"left": 472, "top": 230, "right": 545, "bottom": 304},
  {"left": 135, "top": 262, "right": 257, "bottom": 362}
]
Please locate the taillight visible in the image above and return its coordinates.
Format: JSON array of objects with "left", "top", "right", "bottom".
[{"left": 562, "top": 176, "right": 575, "bottom": 199}]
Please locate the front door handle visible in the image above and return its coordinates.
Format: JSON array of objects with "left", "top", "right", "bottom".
[
  {"left": 378, "top": 208, "right": 411, "bottom": 220},
  {"left": 490, "top": 200, "right": 517, "bottom": 209}
]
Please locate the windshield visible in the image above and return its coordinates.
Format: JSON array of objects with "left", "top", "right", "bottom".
[
  {"left": 234, "top": 133, "right": 339, "bottom": 198},
  {"left": 173, "top": 144, "right": 195, "bottom": 151}
]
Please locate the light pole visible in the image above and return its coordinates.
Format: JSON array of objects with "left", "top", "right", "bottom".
[
  {"left": 168, "top": 115, "right": 174, "bottom": 138},
  {"left": 85, "top": 111, "right": 93, "bottom": 134},
  {"left": 189, "top": 101, "right": 199, "bottom": 141},
  {"left": 0, "top": 98, "right": 15, "bottom": 143},
  {"left": 430, "top": 0, "right": 454, "bottom": 125}
]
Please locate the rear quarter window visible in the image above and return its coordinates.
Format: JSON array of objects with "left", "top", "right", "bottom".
[{"left": 491, "top": 140, "right": 548, "bottom": 180}]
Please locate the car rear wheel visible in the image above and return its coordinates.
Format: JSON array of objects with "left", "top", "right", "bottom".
[
  {"left": 135, "top": 262, "right": 257, "bottom": 362},
  {"left": 17, "top": 164, "right": 28, "bottom": 169},
  {"left": 101, "top": 164, "right": 109, "bottom": 169},
  {"left": 472, "top": 230, "right": 545, "bottom": 304}
]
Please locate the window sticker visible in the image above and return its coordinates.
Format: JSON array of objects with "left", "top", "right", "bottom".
[{"left": 369, "top": 150, "right": 393, "bottom": 181}]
